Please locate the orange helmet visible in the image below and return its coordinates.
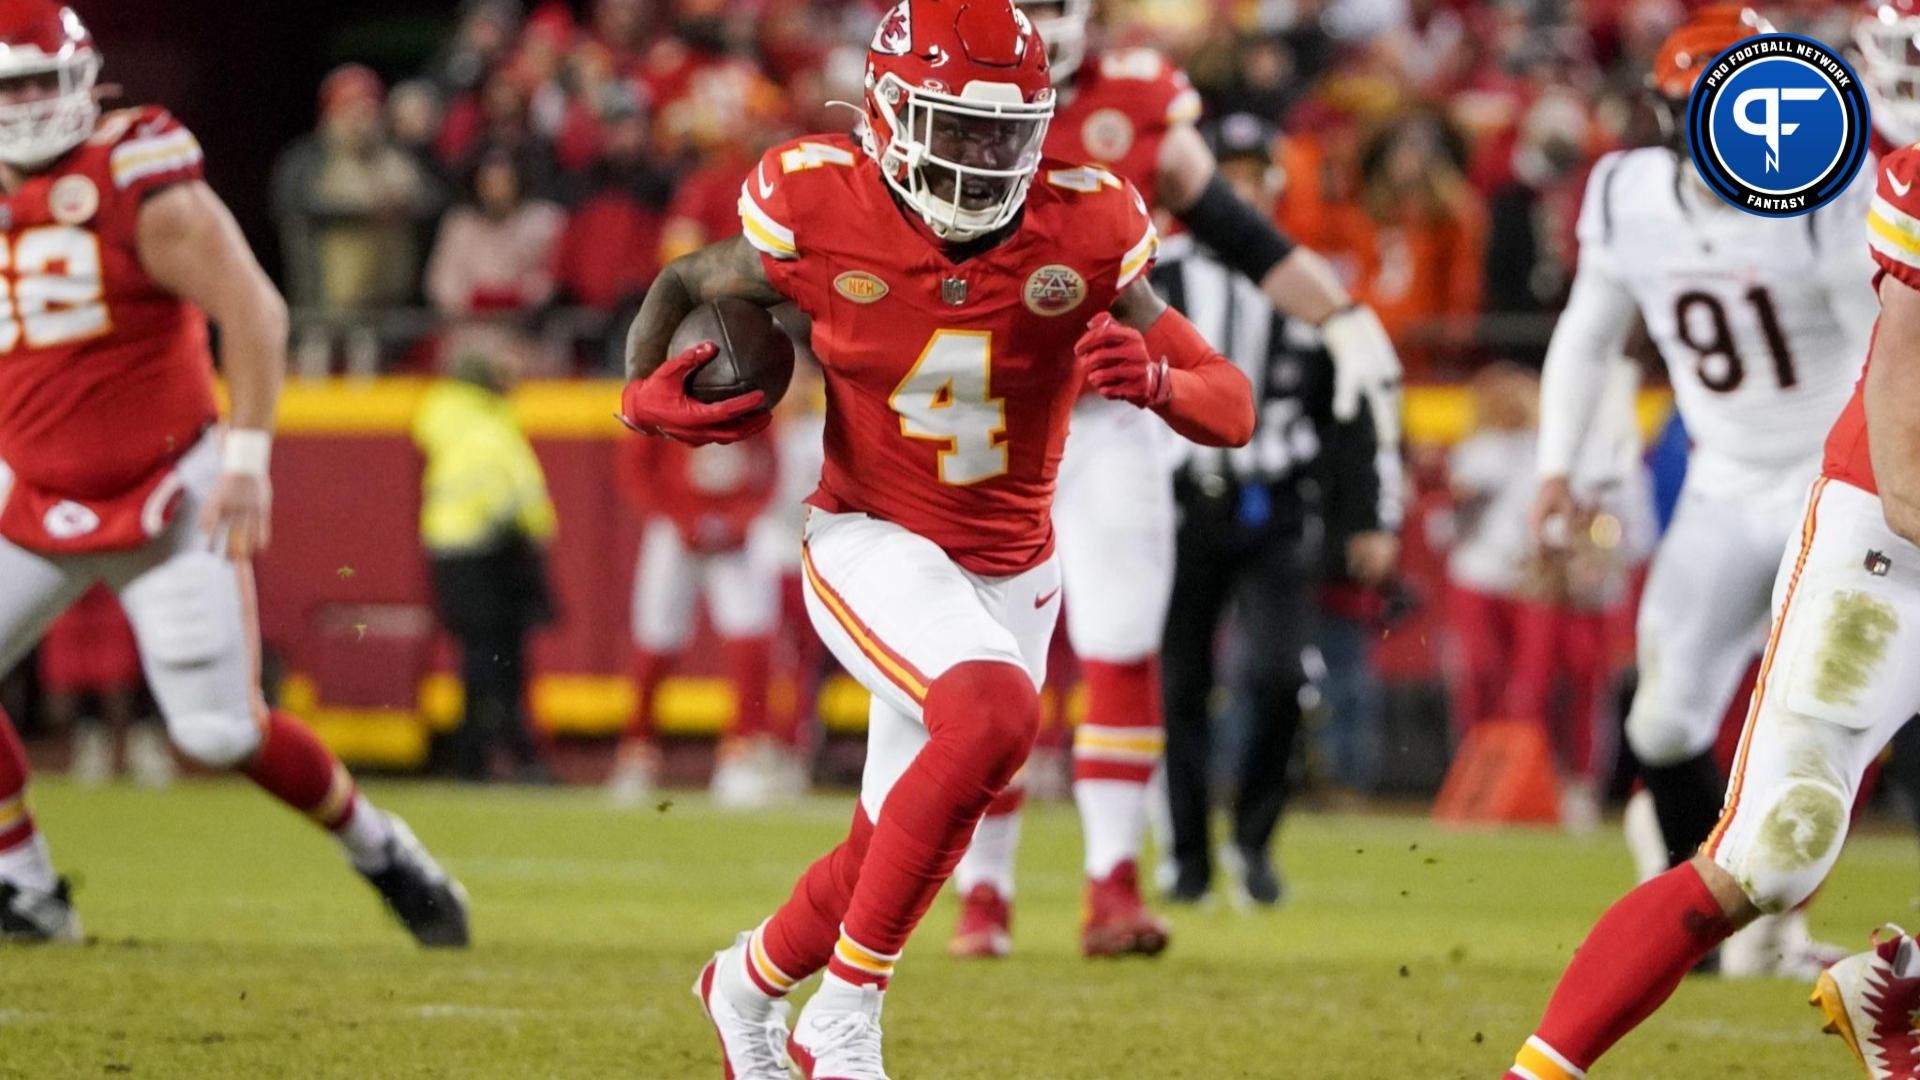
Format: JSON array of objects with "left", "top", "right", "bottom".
[{"left": 1648, "top": 5, "right": 1775, "bottom": 99}]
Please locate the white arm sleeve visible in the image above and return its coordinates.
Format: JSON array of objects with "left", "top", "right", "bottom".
[{"left": 1537, "top": 263, "right": 1639, "bottom": 478}]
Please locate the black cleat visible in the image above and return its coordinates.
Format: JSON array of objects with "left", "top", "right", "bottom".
[
  {"left": 0, "top": 877, "right": 81, "bottom": 942},
  {"left": 1237, "top": 847, "right": 1286, "bottom": 908},
  {"left": 360, "top": 814, "right": 470, "bottom": 948},
  {"left": 1167, "top": 861, "right": 1211, "bottom": 905}
]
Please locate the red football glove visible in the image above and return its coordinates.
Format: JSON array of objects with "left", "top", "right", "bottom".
[
  {"left": 620, "top": 340, "right": 770, "bottom": 446},
  {"left": 1076, "top": 312, "right": 1170, "bottom": 409}
]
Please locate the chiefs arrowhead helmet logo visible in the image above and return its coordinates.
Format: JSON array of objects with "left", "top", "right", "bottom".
[{"left": 872, "top": 1, "right": 911, "bottom": 56}]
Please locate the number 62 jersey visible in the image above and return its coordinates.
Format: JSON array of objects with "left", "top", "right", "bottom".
[
  {"left": 0, "top": 106, "right": 215, "bottom": 503},
  {"left": 738, "top": 132, "right": 1158, "bottom": 576},
  {"left": 1563, "top": 146, "right": 1880, "bottom": 488}
]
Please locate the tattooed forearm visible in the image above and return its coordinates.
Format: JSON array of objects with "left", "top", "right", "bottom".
[{"left": 624, "top": 236, "right": 786, "bottom": 380}]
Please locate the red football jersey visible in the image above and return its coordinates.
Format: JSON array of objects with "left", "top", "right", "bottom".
[
  {"left": 617, "top": 427, "right": 777, "bottom": 553},
  {"left": 739, "top": 134, "right": 1158, "bottom": 575},
  {"left": 1043, "top": 48, "right": 1202, "bottom": 210},
  {"left": 0, "top": 106, "right": 215, "bottom": 501},
  {"left": 1823, "top": 144, "right": 1920, "bottom": 495}
]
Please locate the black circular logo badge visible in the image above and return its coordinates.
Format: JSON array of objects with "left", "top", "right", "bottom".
[{"left": 1685, "top": 34, "right": 1870, "bottom": 218}]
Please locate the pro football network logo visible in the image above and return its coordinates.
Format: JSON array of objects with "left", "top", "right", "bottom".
[{"left": 1686, "top": 34, "right": 1869, "bottom": 217}]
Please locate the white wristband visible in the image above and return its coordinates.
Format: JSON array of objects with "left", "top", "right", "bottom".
[{"left": 222, "top": 428, "right": 273, "bottom": 478}]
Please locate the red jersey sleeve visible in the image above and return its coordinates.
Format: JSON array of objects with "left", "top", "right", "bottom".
[
  {"left": 1113, "top": 178, "right": 1160, "bottom": 291},
  {"left": 100, "top": 107, "right": 205, "bottom": 203},
  {"left": 737, "top": 138, "right": 859, "bottom": 312},
  {"left": 1869, "top": 144, "right": 1920, "bottom": 291}
]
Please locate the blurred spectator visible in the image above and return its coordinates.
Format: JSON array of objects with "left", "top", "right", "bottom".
[
  {"left": 388, "top": 79, "right": 453, "bottom": 192},
  {"left": 270, "top": 65, "right": 438, "bottom": 311},
  {"left": 551, "top": 88, "right": 671, "bottom": 313},
  {"left": 38, "top": 586, "right": 170, "bottom": 790},
  {"left": 590, "top": 0, "right": 652, "bottom": 71},
  {"left": 641, "top": 0, "right": 782, "bottom": 163},
  {"left": 431, "top": 0, "right": 523, "bottom": 97},
  {"left": 437, "top": 70, "right": 558, "bottom": 193},
  {"left": 413, "top": 337, "right": 556, "bottom": 783},
  {"left": 655, "top": 69, "right": 786, "bottom": 264},
  {"left": 1481, "top": 88, "right": 1596, "bottom": 318},
  {"left": 1313, "top": 109, "right": 1487, "bottom": 378},
  {"left": 425, "top": 148, "right": 565, "bottom": 318},
  {"left": 1374, "top": 0, "right": 1473, "bottom": 99}
]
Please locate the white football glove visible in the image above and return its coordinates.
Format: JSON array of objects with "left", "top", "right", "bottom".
[{"left": 1321, "top": 304, "right": 1403, "bottom": 447}]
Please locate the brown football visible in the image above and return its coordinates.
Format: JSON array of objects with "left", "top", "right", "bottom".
[{"left": 672, "top": 297, "right": 795, "bottom": 411}]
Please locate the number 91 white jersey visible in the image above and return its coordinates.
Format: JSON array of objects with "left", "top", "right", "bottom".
[{"left": 1572, "top": 147, "right": 1879, "bottom": 481}]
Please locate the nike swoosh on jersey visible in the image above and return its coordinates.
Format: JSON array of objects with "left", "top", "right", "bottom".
[
  {"left": 1891, "top": 169, "right": 1913, "bottom": 198},
  {"left": 1034, "top": 586, "right": 1061, "bottom": 608},
  {"left": 757, "top": 163, "right": 776, "bottom": 200}
]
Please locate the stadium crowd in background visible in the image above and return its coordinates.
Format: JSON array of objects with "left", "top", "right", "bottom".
[{"left": 262, "top": 0, "right": 1858, "bottom": 378}]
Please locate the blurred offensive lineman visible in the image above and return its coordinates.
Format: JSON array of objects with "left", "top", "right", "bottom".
[
  {"left": 948, "top": 0, "right": 1404, "bottom": 961},
  {"left": 616, "top": 2, "right": 1252, "bottom": 1074},
  {"left": 1506, "top": 141, "right": 1920, "bottom": 1080},
  {"left": 0, "top": 2, "right": 467, "bottom": 945},
  {"left": 1527, "top": 6, "right": 1879, "bottom": 980}
]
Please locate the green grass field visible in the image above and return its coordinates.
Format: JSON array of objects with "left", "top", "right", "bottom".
[{"left": 0, "top": 779, "right": 1910, "bottom": 1079}]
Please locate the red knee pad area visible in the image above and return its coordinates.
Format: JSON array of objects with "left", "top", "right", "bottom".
[{"left": 922, "top": 659, "right": 1040, "bottom": 793}]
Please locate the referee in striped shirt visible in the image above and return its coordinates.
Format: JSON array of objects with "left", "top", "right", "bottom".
[{"left": 1159, "top": 113, "right": 1401, "bottom": 905}]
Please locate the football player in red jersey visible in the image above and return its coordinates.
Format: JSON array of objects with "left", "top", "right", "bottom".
[
  {"left": 606, "top": 429, "right": 791, "bottom": 809},
  {"left": 0, "top": 2, "right": 466, "bottom": 946},
  {"left": 617, "top": 1, "right": 1251, "bottom": 1073},
  {"left": 945, "top": 0, "right": 1403, "bottom": 962},
  {"left": 1502, "top": 147, "right": 1920, "bottom": 1080}
]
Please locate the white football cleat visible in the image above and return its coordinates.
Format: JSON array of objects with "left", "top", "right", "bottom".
[
  {"left": 125, "top": 723, "right": 175, "bottom": 790},
  {"left": 0, "top": 877, "right": 81, "bottom": 942},
  {"left": 68, "top": 724, "right": 111, "bottom": 788},
  {"left": 1811, "top": 926, "right": 1920, "bottom": 1078},
  {"left": 1721, "top": 913, "right": 1786, "bottom": 978},
  {"left": 789, "top": 984, "right": 889, "bottom": 1080},
  {"left": 694, "top": 933, "right": 794, "bottom": 1080},
  {"left": 712, "top": 738, "right": 787, "bottom": 811},
  {"left": 606, "top": 742, "right": 660, "bottom": 808},
  {"left": 1777, "top": 910, "right": 1851, "bottom": 981}
]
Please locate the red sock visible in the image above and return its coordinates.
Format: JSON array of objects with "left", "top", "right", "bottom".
[
  {"left": 828, "top": 660, "right": 1039, "bottom": 990},
  {"left": 724, "top": 637, "right": 772, "bottom": 741},
  {"left": 1514, "top": 863, "right": 1734, "bottom": 1077},
  {"left": 747, "top": 806, "right": 876, "bottom": 995},
  {"left": 0, "top": 706, "right": 35, "bottom": 851},
  {"left": 623, "top": 649, "right": 670, "bottom": 744},
  {"left": 1072, "top": 658, "right": 1163, "bottom": 784},
  {"left": 244, "top": 711, "right": 358, "bottom": 831}
]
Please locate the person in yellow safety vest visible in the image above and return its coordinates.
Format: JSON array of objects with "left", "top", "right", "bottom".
[{"left": 412, "top": 339, "right": 557, "bottom": 782}]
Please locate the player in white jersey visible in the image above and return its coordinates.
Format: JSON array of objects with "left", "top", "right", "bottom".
[{"left": 1531, "top": 7, "right": 1881, "bottom": 978}]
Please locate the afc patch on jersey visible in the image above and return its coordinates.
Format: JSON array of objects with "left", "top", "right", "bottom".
[{"left": 1023, "top": 264, "right": 1087, "bottom": 316}]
